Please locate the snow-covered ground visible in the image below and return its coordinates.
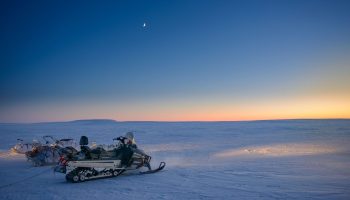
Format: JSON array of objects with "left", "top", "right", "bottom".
[{"left": 0, "top": 120, "right": 350, "bottom": 200}]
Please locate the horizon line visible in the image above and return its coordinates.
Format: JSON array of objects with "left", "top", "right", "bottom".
[{"left": 1, "top": 117, "right": 350, "bottom": 124}]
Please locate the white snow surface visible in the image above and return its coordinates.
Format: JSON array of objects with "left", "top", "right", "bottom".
[{"left": 0, "top": 120, "right": 350, "bottom": 200}]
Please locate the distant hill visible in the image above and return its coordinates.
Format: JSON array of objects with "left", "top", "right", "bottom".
[
  {"left": 4, "top": 119, "right": 120, "bottom": 126},
  {"left": 67, "top": 119, "right": 118, "bottom": 125},
  {"left": 49, "top": 119, "right": 119, "bottom": 126}
]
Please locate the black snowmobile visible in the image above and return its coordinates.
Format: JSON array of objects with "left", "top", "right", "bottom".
[{"left": 54, "top": 133, "right": 165, "bottom": 183}]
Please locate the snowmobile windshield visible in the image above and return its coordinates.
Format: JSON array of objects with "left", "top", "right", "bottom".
[{"left": 124, "top": 132, "right": 136, "bottom": 145}]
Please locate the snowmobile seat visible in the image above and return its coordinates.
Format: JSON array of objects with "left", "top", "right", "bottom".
[
  {"left": 78, "top": 135, "right": 111, "bottom": 159},
  {"left": 80, "top": 147, "right": 115, "bottom": 160},
  {"left": 89, "top": 147, "right": 109, "bottom": 159},
  {"left": 79, "top": 136, "right": 93, "bottom": 159},
  {"left": 79, "top": 146, "right": 106, "bottom": 160},
  {"left": 80, "top": 145, "right": 92, "bottom": 159}
]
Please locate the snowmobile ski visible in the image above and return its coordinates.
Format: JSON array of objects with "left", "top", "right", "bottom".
[{"left": 140, "top": 162, "right": 166, "bottom": 174}]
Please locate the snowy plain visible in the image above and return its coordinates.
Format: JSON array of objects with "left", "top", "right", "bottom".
[{"left": 0, "top": 119, "right": 349, "bottom": 200}]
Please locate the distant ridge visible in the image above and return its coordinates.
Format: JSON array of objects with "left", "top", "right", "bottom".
[
  {"left": 1, "top": 119, "right": 120, "bottom": 126},
  {"left": 69, "top": 119, "right": 118, "bottom": 124},
  {"left": 50, "top": 119, "right": 118, "bottom": 125}
]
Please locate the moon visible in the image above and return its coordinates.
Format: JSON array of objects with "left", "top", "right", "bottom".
[{"left": 143, "top": 22, "right": 146, "bottom": 28}]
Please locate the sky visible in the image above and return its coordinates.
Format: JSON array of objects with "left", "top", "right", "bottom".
[{"left": 1, "top": 0, "right": 350, "bottom": 122}]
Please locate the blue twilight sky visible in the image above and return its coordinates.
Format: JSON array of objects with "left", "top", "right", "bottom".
[{"left": 1, "top": 0, "right": 350, "bottom": 122}]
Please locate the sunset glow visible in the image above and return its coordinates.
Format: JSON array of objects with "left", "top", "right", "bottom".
[{"left": 1, "top": 0, "right": 349, "bottom": 122}]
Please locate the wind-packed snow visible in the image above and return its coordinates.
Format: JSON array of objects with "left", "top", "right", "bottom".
[{"left": 0, "top": 120, "right": 350, "bottom": 199}]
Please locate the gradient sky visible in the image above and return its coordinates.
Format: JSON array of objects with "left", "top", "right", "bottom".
[{"left": 1, "top": 0, "right": 350, "bottom": 122}]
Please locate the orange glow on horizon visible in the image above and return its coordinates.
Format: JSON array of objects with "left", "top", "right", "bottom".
[
  {"left": 1, "top": 91, "right": 350, "bottom": 123},
  {"left": 109, "top": 95, "right": 350, "bottom": 122}
]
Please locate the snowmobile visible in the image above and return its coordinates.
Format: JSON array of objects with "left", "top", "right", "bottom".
[{"left": 54, "top": 133, "right": 166, "bottom": 183}]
